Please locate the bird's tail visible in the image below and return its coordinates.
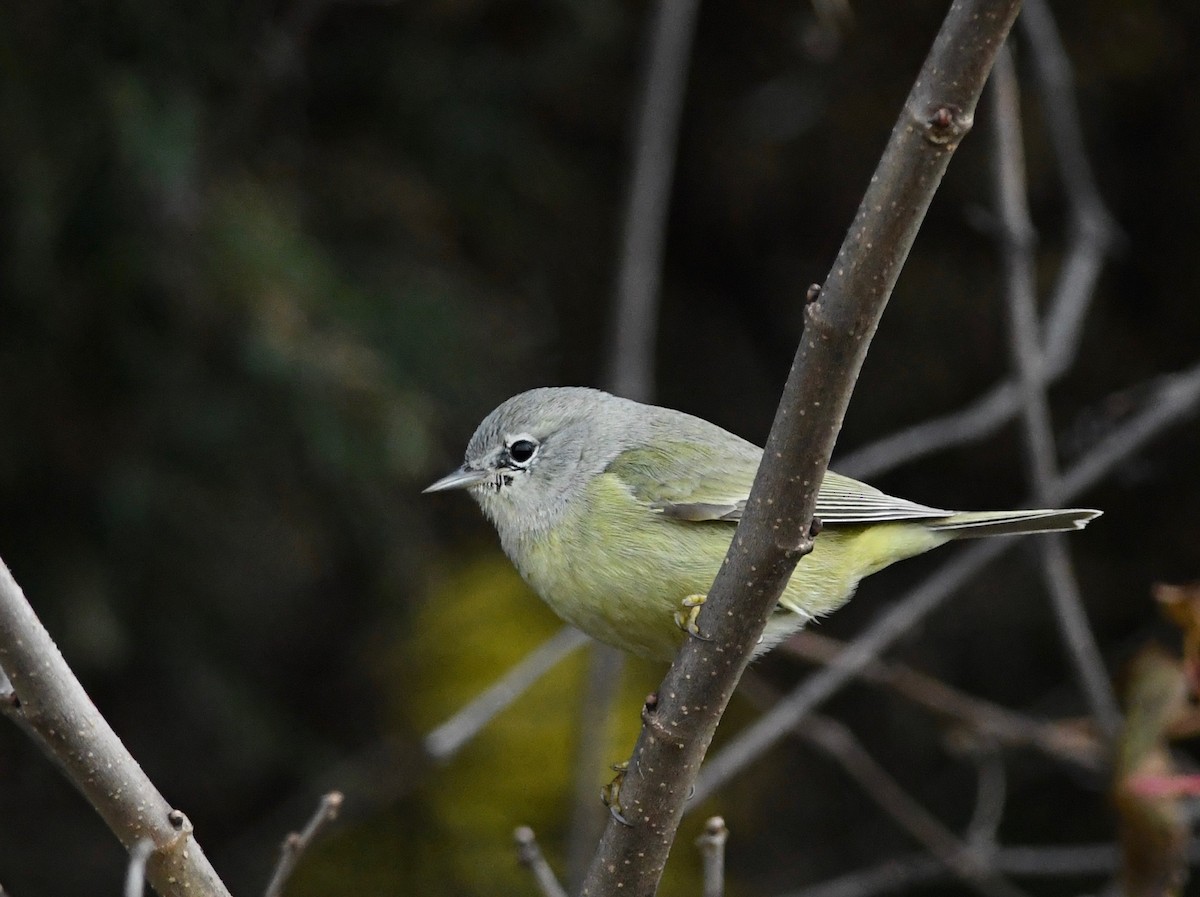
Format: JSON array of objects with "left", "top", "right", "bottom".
[{"left": 926, "top": 508, "right": 1101, "bottom": 538}]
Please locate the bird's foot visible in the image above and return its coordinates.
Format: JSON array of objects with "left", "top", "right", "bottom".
[
  {"left": 673, "top": 593, "right": 712, "bottom": 641},
  {"left": 600, "top": 762, "right": 633, "bottom": 826}
]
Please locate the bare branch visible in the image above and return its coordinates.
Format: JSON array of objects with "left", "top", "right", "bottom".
[
  {"left": 989, "top": 43, "right": 1122, "bottom": 738},
  {"left": 696, "top": 817, "right": 729, "bottom": 897},
  {"left": 836, "top": 1, "right": 1119, "bottom": 484},
  {"left": 1021, "top": 0, "right": 1119, "bottom": 368},
  {"left": 263, "top": 790, "right": 344, "bottom": 897},
  {"left": 740, "top": 674, "right": 1029, "bottom": 897},
  {"left": 0, "top": 558, "right": 232, "bottom": 897},
  {"left": 778, "top": 631, "right": 1104, "bottom": 770},
  {"left": 773, "top": 843, "right": 1124, "bottom": 897},
  {"left": 515, "top": 826, "right": 570, "bottom": 897},
  {"left": 580, "top": 3, "right": 1025, "bottom": 892},
  {"left": 964, "top": 741, "right": 1008, "bottom": 853},
  {"left": 781, "top": 839, "right": 1200, "bottom": 897},
  {"left": 606, "top": 0, "right": 701, "bottom": 401},
  {"left": 424, "top": 626, "right": 589, "bottom": 760},
  {"left": 1051, "top": 364, "right": 1200, "bottom": 503},
  {"left": 574, "top": 0, "right": 704, "bottom": 873},
  {"left": 696, "top": 537, "right": 1007, "bottom": 805},
  {"left": 836, "top": 382, "right": 1022, "bottom": 480},
  {"left": 694, "top": 359, "right": 1200, "bottom": 804},
  {"left": 1019, "top": 0, "right": 1117, "bottom": 234},
  {"left": 805, "top": 716, "right": 1029, "bottom": 897},
  {"left": 124, "top": 839, "right": 154, "bottom": 897},
  {"left": 565, "top": 644, "right": 625, "bottom": 887}
]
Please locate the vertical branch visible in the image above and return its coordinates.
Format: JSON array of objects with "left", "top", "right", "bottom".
[
  {"left": 605, "top": 0, "right": 701, "bottom": 401},
  {"left": 571, "top": 0, "right": 703, "bottom": 882},
  {"left": 581, "top": 3, "right": 1026, "bottom": 893},
  {"left": 0, "top": 558, "right": 232, "bottom": 897},
  {"left": 1019, "top": 0, "right": 1118, "bottom": 364},
  {"left": 988, "top": 45, "right": 1122, "bottom": 739},
  {"left": 566, "top": 643, "right": 625, "bottom": 886},
  {"left": 696, "top": 817, "right": 729, "bottom": 897}
]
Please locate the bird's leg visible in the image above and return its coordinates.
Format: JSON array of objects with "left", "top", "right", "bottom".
[
  {"left": 600, "top": 761, "right": 633, "bottom": 826},
  {"left": 673, "top": 593, "right": 711, "bottom": 641}
]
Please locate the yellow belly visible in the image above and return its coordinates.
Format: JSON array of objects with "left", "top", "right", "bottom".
[{"left": 513, "top": 472, "right": 949, "bottom": 662}]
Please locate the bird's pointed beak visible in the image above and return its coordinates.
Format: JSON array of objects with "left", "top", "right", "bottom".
[{"left": 423, "top": 465, "right": 492, "bottom": 493}]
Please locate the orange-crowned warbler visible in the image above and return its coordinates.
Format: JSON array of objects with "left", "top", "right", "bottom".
[{"left": 426, "top": 387, "right": 1099, "bottom": 661}]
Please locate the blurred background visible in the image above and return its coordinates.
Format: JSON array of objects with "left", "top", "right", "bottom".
[{"left": 1, "top": 0, "right": 1198, "bottom": 894}]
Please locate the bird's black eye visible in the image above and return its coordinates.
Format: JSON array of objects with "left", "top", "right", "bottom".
[{"left": 508, "top": 438, "right": 538, "bottom": 464}]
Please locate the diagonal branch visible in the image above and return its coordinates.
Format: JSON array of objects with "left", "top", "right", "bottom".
[
  {"left": 740, "top": 673, "right": 1031, "bottom": 897},
  {"left": 263, "top": 791, "right": 344, "bottom": 897},
  {"left": 835, "top": 0, "right": 1119, "bottom": 484},
  {"left": 0, "top": 558, "right": 232, "bottom": 897},
  {"left": 693, "top": 361, "right": 1200, "bottom": 805},
  {"left": 988, "top": 44, "right": 1122, "bottom": 738},
  {"left": 778, "top": 631, "right": 1105, "bottom": 771},
  {"left": 773, "top": 843, "right": 1123, "bottom": 897},
  {"left": 580, "top": 3, "right": 1025, "bottom": 893},
  {"left": 425, "top": 625, "right": 589, "bottom": 760}
]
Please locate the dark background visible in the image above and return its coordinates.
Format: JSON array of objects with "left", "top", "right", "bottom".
[{"left": 1, "top": 1, "right": 1197, "bottom": 894}]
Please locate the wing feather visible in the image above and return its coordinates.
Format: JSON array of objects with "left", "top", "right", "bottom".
[{"left": 606, "top": 444, "right": 951, "bottom": 526}]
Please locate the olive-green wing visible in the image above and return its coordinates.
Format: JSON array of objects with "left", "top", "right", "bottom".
[
  {"left": 607, "top": 444, "right": 950, "bottom": 525},
  {"left": 606, "top": 442, "right": 759, "bottom": 521}
]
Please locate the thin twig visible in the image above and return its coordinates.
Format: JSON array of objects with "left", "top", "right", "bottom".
[
  {"left": 124, "top": 839, "right": 155, "bottom": 897},
  {"left": 778, "top": 631, "right": 1104, "bottom": 770},
  {"left": 263, "top": 791, "right": 344, "bottom": 897},
  {"left": 836, "top": 382, "right": 1023, "bottom": 480},
  {"left": 780, "top": 840, "right": 1200, "bottom": 897},
  {"left": 964, "top": 740, "right": 1008, "bottom": 853},
  {"left": 693, "top": 362, "right": 1200, "bottom": 804},
  {"left": 696, "top": 817, "right": 729, "bottom": 897},
  {"left": 0, "top": 558, "right": 232, "bottom": 897},
  {"left": 223, "top": 629, "right": 586, "bottom": 877},
  {"left": 571, "top": 0, "right": 702, "bottom": 873},
  {"left": 515, "top": 826, "right": 570, "bottom": 897},
  {"left": 696, "top": 537, "right": 1007, "bottom": 806},
  {"left": 606, "top": 0, "right": 701, "bottom": 401},
  {"left": 424, "top": 626, "right": 589, "bottom": 760},
  {"left": 989, "top": 43, "right": 1122, "bottom": 739},
  {"left": 773, "top": 843, "right": 1121, "bottom": 897},
  {"left": 1051, "top": 363, "right": 1200, "bottom": 504},
  {"left": 836, "top": 0, "right": 1119, "bottom": 484},
  {"left": 804, "top": 716, "right": 1029, "bottom": 897},
  {"left": 565, "top": 643, "right": 625, "bottom": 887},
  {"left": 740, "top": 674, "right": 1029, "bottom": 897},
  {"left": 1022, "top": 0, "right": 1120, "bottom": 369}
]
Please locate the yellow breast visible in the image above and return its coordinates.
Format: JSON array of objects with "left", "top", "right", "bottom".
[{"left": 513, "top": 472, "right": 949, "bottom": 661}]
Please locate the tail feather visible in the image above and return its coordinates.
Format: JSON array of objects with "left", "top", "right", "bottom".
[{"left": 927, "top": 508, "right": 1101, "bottom": 538}]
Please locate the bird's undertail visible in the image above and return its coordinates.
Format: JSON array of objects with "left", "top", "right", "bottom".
[{"left": 927, "top": 508, "right": 1101, "bottom": 538}]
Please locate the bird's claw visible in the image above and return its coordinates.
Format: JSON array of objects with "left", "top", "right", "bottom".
[
  {"left": 673, "top": 593, "right": 711, "bottom": 641},
  {"left": 600, "top": 762, "right": 633, "bottom": 826}
]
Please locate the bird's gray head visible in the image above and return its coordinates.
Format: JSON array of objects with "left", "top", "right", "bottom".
[{"left": 425, "top": 387, "right": 638, "bottom": 547}]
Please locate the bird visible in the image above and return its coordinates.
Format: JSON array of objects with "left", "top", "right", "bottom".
[{"left": 425, "top": 387, "right": 1100, "bottom": 662}]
